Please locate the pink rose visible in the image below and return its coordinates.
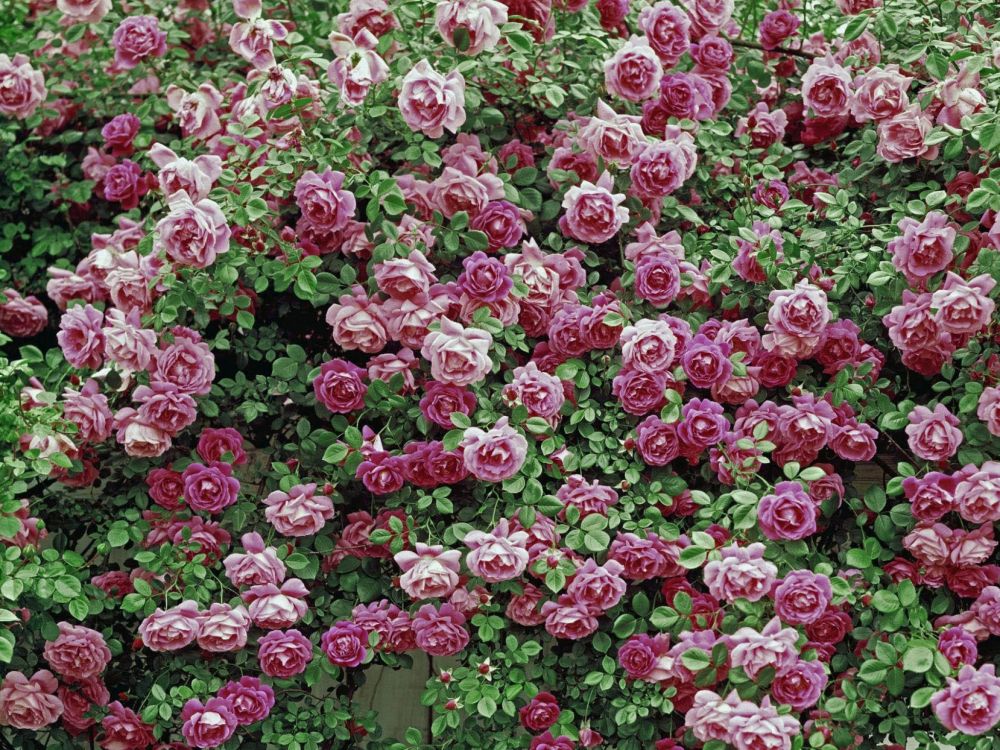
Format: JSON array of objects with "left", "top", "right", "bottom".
[
  {"left": 541, "top": 594, "right": 599, "bottom": 640},
  {"left": 758, "top": 10, "right": 800, "bottom": 50},
  {"left": 504, "top": 361, "right": 564, "bottom": 418},
  {"left": 148, "top": 144, "right": 223, "bottom": 201},
  {"left": 153, "top": 327, "right": 216, "bottom": 396},
  {"left": 264, "top": 483, "right": 335, "bottom": 537},
  {"left": 931, "top": 663, "right": 1000, "bottom": 736},
  {"left": 112, "top": 16, "right": 168, "bottom": 71},
  {"left": 0, "top": 289, "right": 47, "bottom": 337},
  {"left": 139, "top": 600, "right": 201, "bottom": 651},
  {"left": 620, "top": 318, "right": 677, "bottom": 373},
  {"left": 230, "top": 17, "right": 288, "bottom": 70},
  {"left": 217, "top": 676, "right": 274, "bottom": 725},
  {"left": 462, "top": 417, "right": 528, "bottom": 482},
  {"left": 618, "top": 633, "right": 670, "bottom": 680},
  {"left": 457, "top": 251, "right": 513, "bottom": 302},
  {"left": 321, "top": 621, "right": 368, "bottom": 667},
  {"left": 197, "top": 427, "right": 247, "bottom": 465},
  {"left": 435, "top": 0, "right": 508, "bottom": 54},
  {"left": 905, "top": 404, "right": 962, "bottom": 461},
  {"left": 165, "top": 83, "right": 223, "bottom": 140},
  {"left": 102, "top": 308, "right": 157, "bottom": 372},
  {"left": 294, "top": 169, "right": 356, "bottom": 231},
  {"left": 850, "top": 65, "right": 911, "bottom": 122},
  {"left": 729, "top": 696, "right": 801, "bottom": 749},
  {"left": 0, "top": 670, "right": 62, "bottom": 730},
  {"left": 101, "top": 114, "right": 140, "bottom": 157},
  {"left": 978, "top": 387, "right": 1000, "bottom": 437},
  {"left": 939, "top": 627, "right": 978, "bottom": 669},
  {"left": 182, "top": 461, "right": 240, "bottom": 514},
  {"left": 257, "top": 629, "right": 314, "bottom": 678},
  {"left": 931, "top": 272, "right": 996, "bottom": 335},
  {"left": 374, "top": 249, "right": 436, "bottom": 301},
  {"left": 630, "top": 138, "right": 695, "bottom": 198},
  {"left": 59, "top": 678, "right": 109, "bottom": 734},
  {"left": 519, "top": 692, "right": 560, "bottom": 732},
  {"left": 313, "top": 358, "right": 367, "bottom": 413},
  {"left": 101, "top": 701, "right": 154, "bottom": 750},
  {"left": 197, "top": 603, "right": 251, "bottom": 652},
  {"left": 730, "top": 617, "right": 800, "bottom": 680},
  {"left": 223, "top": 532, "right": 287, "bottom": 587},
  {"left": 57, "top": 304, "right": 105, "bottom": 369},
  {"left": 43, "top": 622, "right": 111, "bottom": 681},
  {"left": 469, "top": 200, "right": 525, "bottom": 250},
  {"left": 326, "top": 287, "right": 389, "bottom": 354},
  {"left": 398, "top": 60, "right": 466, "bottom": 138},
  {"left": 888, "top": 212, "right": 955, "bottom": 287},
  {"left": 155, "top": 190, "right": 231, "bottom": 268},
  {"left": 801, "top": 56, "right": 852, "bottom": 117},
  {"left": 411, "top": 603, "right": 470, "bottom": 656},
  {"left": 243, "top": 579, "right": 309, "bottom": 629},
  {"left": 955, "top": 464, "right": 1000, "bottom": 525},
  {"left": 395, "top": 542, "right": 462, "bottom": 600},
  {"left": 635, "top": 415, "right": 679, "bottom": 466},
  {"left": 327, "top": 30, "right": 390, "bottom": 105},
  {"left": 0, "top": 54, "right": 47, "bottom": 120},
  {"left": 63, "top": 379, "right": 113, "bottom": 443},
  {"left": 465, "top": 518, "right": 530, "bottom": 582},
  {"left": 703, "top": 543, "right": 777, "bottom": 603},
  {"left": 765, "top": 280, "right": 830, "bottom": 357},
  {"left": 605, "top": 36, "right": 663, "bottom": 102},
  {"left": 559, "top": 172, "right": 628, "bottom": 245},
  {"left": 638, "top": 3, "right": 690, "bottom": 67},
  {"left": 681, "top": 334, "right": 733, "bottom": 388},
  {"left": 134, "top": 382, "right": 197, "bottom": 435},
  {"left": 609, "top": 531, "right": 675, "bottom": 581},
  {"left": 181, "top": 698, "right": 238, "bottom": 749},
  {"left": 758, "top": 481, "right": 818, "bottom": 541},
  {"left": 567, "top": 559, "right": 627, "bottom": 611},
  {"left": 773, "top": 570, "right": 832, "bottom": 625},
  {"left": 771, "top": 660, "right": 828, "bottom": 711},
  {"left": 419, "top": 380, "right": 477, "bottom": 428},
  {"left": 421, "top": 317, "right": 493, "bottom": 386},
  {"left": 877, "top": 104, "right": 936, "bottom": 163}
]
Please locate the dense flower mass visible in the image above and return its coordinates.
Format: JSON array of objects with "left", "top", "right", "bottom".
[{"left": 1, "top": 1, "right": 1000, "bottom": 749}]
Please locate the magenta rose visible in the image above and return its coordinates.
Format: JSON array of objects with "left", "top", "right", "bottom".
[
  {"left": 758, "top": 10, "right": 800, "bottom": 51},
  {"left": 182, "top": 461, "right": 240, "bottom": 514},
  {"left": 758, "top": 481, "right": 818, "bottom": 541},
  {"left": 635, "top": 415, "right": 679, "bottom": 466},
  {"left": 257, "top": 629, "right": 314, "bottom": 678},
  {"left": 313, "top": 358, "right": 367, "bottom": 413},
  {"left": 102, "top": 162, "right": 148, "bottom": 212},
  {"left": 771, "top": 660, "right": 827, "bottom": 711},
  {"left": 321, "top": 621, "right": 368, "bottom": 667},
  {"left": 469, "top": 201, "right": 525, "bottom": 251}
]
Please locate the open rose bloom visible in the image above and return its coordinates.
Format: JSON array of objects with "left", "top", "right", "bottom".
[{"left": 4, "top": 0, "right": 1000, "bottom": 747}]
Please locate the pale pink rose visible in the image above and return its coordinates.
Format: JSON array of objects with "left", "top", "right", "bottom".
[
  {"left": 905, "top": 404, "right": 962, "bottom": 461},
  {"left": 703, "top": 543, "right": 777, "bottom": 603},
  {"left": 394, "top": 542, "right": 462, "bottom": 599},
  {"left": 42, "top": 622, "right": 111, "bottom": 681},
  {"left": 134, "top": 382, "right": 197, "bottom": 435},
  {"left": 559, "top": 172, "right": 628, "bottom": 244},
  {"left": 431, "top": 165, "right": 504, "bottom": 218},
  {"left": 374, "top": 249, "right": 437, "bottom": 300},
  {"left": 465, "top": 518, "right": 530, "bottom": 582},
  {"left": 230, "top": 17, "right": 288, "bottom": 69},
  {"left": 461, "top": 417, "right": 528, "bottom": 482},
  {"left": 936, "top": 65, "right": 986, "bottom": 128},
  {"left": 411, "top": 603, "right": 470, "bottom": 655},
  {"left": 0, "top": 670, "right": 62, "bottom": 730},
  {"left": 263, "top": 483, "right": 335, "bottom": 537},
  {"left": 325, "top": 286, "right": 389, "bottom": 354},
  {"left": 148, "top": 143, "right": 223, "bottom": 200},
  {"left": 196, "top": 603, "right": 251, "bottom": 652},
  {"left": 155, "top": 190, "right": 230, "bottom": 268},
  {"left": 327, "top": 29, "right": 389, "bottom": 105},
  {"left": 0, "top": 54, "right": 47, "bottom": 120},
  {"left": 877, "top": 104, "right": 936, "bottom": 163},
  {"left": 115, "top": 414, "right": 172, "bottom": 458},
  {"left": 257, "top": 629, "right": 313, "bottom": 678},
  {"left": 181, "top": 697, "right": 238, "bottom": 749},
  {"left": 368, "top": 349, "right": 416, "bottom": 391},
  {"left": 504, "top": 361, "right": 564, "bottom": 418},
  {"left": 57, "top": 0, "right": 110, "bottom": 22},
  {"left": 730, "top": 617, "right": 800, "bottom": 680},
  {"left": 620, "top": 318, "right": 678, "bottom": 373},
  {"left": 931, "top": 272, "right": 996, "bottom": 335},
  {"left": 605, "top": 36, "right": 663, "bottom": 102},
  {"left": 223, "top": 532, "right": 287, "bottom": 587},
  {"left": 567, "top": 559, "right": 627, "bottom": 611},
  {"left": 577, "top": 100, "right": 646, "bottom": 168},
  {"left": 57, "top": 304, "right": 105, "bottom": 369},
  {"left": 764, "top": 279, "right": 830, "bottom": 357},
  {"left": 728, "top": 696, "right": 801, "bottom": 750},
  {"left": 955, "top": 463, "right": 1000, "bottom": 525},
  {"left": 685, "top": 689, "right": 748, "bottom": 744},
  {"left": 801, "top": 55, "right": 851, "bottom": 116},
  {"left": 977, "top": 387, "right": 1000, "bottom": 437},
  {"left": 540, "top": 594, "right": 600, "bottom": 640},
  {"left": 102, "top": 308, "right": 157, "bottom": 372},
  {"left": 62, "top": 379, "right": 113, "bottom": 443},
  {"left": 139, "top": 600, "right": 201, "bottom": 651},
  {"left": 435, "top": 0, "right": 508, "bottom": 54},
  {"left": 243, "top": 579, "right": 310, "bottom": 629},
  {"left": 166, "top": 83, "right": 223, "bottom": 140},
  {"left": 398, "top": 60, "right": 466, "bottom": 138},
  {"left": 850, "top": 65, "right": 911, "bottom": 122},
  {"left": 0, "top": 289, "right": 47, "bottom": 337},
  {"left": 420, "top": 317, "right": 493, "bottom": 386}
]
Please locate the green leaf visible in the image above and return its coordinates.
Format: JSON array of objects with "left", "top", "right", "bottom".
[{"left": 902, "top": 646, "right": 934, "bottom": 673}]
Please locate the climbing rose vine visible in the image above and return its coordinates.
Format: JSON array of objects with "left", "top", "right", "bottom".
[{"left": 1, "top": 0, "right": 1000, "bottom": 749}]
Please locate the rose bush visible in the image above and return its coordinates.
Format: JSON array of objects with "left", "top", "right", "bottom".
[{"left": 1, "top": 0, "right": 1000, "bottom": 749}]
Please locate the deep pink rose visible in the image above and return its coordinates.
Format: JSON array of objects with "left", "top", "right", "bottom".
[
  {"left": 519, "top": 692, "right": 561, "bottom": 732},
  {"left": 758, "top": 481, "right": 817, "bottom": 540},
  {"left": 0, "top": 670, "right": 63, "bottom": 730},
  {"left": 412, "top": 603, "right": 470, "bottom": 656},
  {"left": 217, "top": 676, "right": 274, "bottom": 725},
  {"left": 313, "top": 358, "right": 367, "bottom": 413},
  {"left": 773, "top": 570, "right": 832, "bottom": 625},
  {"left": 112, "top": 16, "right": 167, "bottom": 70},
  {"left": 905, "top": 404, "right": 962, "bottom": 461},
  {"left": 43, "top": 622, "right": 111, "bottom": 681},
  {"left": 559, "top": 172, "right": 627, "bottom": 245},
  {"left": 257, "top": 629, "right": 314, "bottom": 678},
  {"left": 182, "top": 461, "right": 240, "bottom": 514},
  {"left": 181, "top": 698, "right": 238, "bottom": 749},
  {"left": 321, "top": 621, "right": 368, "bottom": 667}
]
